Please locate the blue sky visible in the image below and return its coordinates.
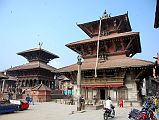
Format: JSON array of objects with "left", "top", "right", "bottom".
[{"left": 0, "top": 0, "right": 158, "bottom": 70}]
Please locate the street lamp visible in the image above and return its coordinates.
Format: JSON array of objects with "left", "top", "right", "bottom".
[{"left": 77, "top": 55, "right": 82, "bottom": 111}]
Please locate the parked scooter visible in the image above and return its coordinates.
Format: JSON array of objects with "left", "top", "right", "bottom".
[
  {"left": 128, "top": 102, "right": 157, "bottom": 120},
  {"left": 103, "top": 105, "right": 115, "bottom": 120},
  {"left": 128, "top": 108, "right": 149, "bottom": 120}
]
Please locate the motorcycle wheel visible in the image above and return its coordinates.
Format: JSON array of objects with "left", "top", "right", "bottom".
[
  {"left": 111, "top": 110, "right": 115, "bottom": 118},
  {"left": 128, "top": 117, "right": 136, "bottom": 120},
  {"left": 104, "top": 113, "right": 109, "bottom": 120}
]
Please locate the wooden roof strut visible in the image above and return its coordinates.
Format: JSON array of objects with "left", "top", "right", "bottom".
[{"left": 95, "top": 17, "right": 102, "bottom": 77}]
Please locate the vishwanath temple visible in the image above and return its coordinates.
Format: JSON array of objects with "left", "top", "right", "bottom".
[{"left": 58, "top": 11, "right": 158, "bottom": 106}]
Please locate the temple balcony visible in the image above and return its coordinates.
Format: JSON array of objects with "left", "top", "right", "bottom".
[{"left": 81, "top": 77, "right": 124, "bottom": 85}]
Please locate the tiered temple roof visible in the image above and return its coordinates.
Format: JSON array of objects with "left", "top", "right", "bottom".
[
  {"left": 7, "top": 47, "right": 59, "bottom": 72},
  {"left": 77, "top": 13, "right": 131, "bottom": 38},
  {"left": 59, "top": 12, "right": 154, "bottom": 74},
  {"left": 7, "top": 61, "right": 57, "bottom": 72},
  {"left": 17, "top": 48, "right": 59, "bottom": 64}
]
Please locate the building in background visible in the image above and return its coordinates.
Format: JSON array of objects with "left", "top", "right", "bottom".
[
  {"left": 6, "top": 46, "right": 59, "bottom": 95},
  {"left": 58, "top": 75, "right": 75, "bottom": 96},
  {"left": 0, "top": 72, "right": 18, "bottom": 100}
]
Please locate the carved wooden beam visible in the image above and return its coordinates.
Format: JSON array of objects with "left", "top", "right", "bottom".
[
  {"left": 82, "top": 24, "right": 93, "bottom": 36},
  {"left": 116, "top": 19, "right": 123, "bottom": 30},
  {"left": 125, "top": 38, "right": 133, "bottom": 50},
  {"left": 70, "top": 46, "right": 81, "bottom": 54}
]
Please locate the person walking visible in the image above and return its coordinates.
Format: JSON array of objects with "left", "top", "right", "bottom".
[
  {"left": 80, "top": 96, "right": 85, "bottom": 110},
  {"left": 119, "top": 97, "right": 124, "bottom": 108},
  {"left": 26, "top": 94, "right": 31, "bottom": 104}
]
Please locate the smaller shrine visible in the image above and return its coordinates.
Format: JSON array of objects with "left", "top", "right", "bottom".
[{"left": 31, "top": 83, "right": 52, "bottom": 102}]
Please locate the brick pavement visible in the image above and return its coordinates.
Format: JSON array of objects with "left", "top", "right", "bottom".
[{"left": 0, "top": 102, "right": 142, "bottom": 120}]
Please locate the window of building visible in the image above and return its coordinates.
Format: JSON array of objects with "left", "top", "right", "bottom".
[
  {"left": 97, "top": 70, "right": 104, "bottom": 77},
  {"left": 105, "top": 70, "right": 115, "bottom": 77},
  {"left": 99, "top": 47, "right": 107, "bottom": 60},
  {"left": 84, "top": 71, "right": 93, "bottom": 78}
]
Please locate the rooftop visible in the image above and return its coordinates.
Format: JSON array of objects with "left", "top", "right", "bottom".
[
  {"left": 7, "top": 61, "right": 57, "bottom": 72},
  {"left": 58, "top": 57, "right": 154, "bottom": 72},
  {"left": 17, "top": 47, "right": 59, "bottom": 59},
  {"left": 32, "top": 83, "right": 52, "bottom": 91},
  {"left": 66, "top": 32, "right": 139, "bottom": 46}
]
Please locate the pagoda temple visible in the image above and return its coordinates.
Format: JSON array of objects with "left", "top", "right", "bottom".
[
  {"left": 59, "top": 11, "right": 155, "bottom": 106},
  {"left": 6, "top": 46, "right": 59, "bottom": 91}
]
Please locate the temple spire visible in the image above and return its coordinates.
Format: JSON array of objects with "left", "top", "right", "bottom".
[
  {"left": 101, "top": 10, "right": 111, "bottom": 19},
  {"left": 38, "top": 42, "right": 43, "bottom": 49}
]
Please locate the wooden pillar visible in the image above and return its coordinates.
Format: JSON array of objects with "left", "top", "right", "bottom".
[{"left": 24, "top": 80, "right": 27, "bottom": 87}]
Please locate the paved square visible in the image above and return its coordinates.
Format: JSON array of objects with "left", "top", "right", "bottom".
[{"left": 0, "top": 102, "right": 141, "bottom": 120}]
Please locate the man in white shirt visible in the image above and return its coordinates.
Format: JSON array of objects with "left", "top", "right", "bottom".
[
  {"left": 104, "top": 96, "right": 112, "bottom": 109},
  {"left": 105, "top": 96, "right": 112, "bottom": 109},
  {"left": 104, "top": 96, "right": 115, "bottom": 116}
]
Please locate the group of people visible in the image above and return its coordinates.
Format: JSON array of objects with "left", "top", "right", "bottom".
[{"left": 142, "top": 96, "right": 159, "bottom": 108}]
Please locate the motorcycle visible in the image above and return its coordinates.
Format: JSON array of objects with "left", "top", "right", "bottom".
[
  {"left": 128, "top": 102, "right": 157, "bottom": 120},
  {"left": 103, "top": 105, "right": 115, "bottom": 120},
  {"left": 128, "top": 108, "right": 149, "bottom": 120}
]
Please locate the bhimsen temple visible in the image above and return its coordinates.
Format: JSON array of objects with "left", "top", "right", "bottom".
[
  {"left": 6, "top": 46, "right": 59, "bottom": 91},
  {"left": 58, "top": 11, "right": 156, "bottom": 106}
]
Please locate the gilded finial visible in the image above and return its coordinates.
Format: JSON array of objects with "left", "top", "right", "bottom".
[
  {"left": 102, "top": 10, "right": 111, "bottom": 19},
  {"left": 38, "top": 42, "right": 43, "bottom": 49}
]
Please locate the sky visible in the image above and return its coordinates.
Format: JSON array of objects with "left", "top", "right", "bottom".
[{"left": 0, "top": 0, "right": 158, "bottom": 70}]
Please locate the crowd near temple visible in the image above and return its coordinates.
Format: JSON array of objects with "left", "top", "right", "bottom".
[{"left": 0, "top": 10, "right": 159, "bottom": 108}]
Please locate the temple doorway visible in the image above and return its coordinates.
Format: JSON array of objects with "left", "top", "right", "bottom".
[{"left": 100, "top": 89, "right": 105, "bottom": 100}]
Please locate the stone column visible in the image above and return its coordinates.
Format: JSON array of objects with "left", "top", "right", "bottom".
[{"left": 77, "top": 55, "right": 82, "bottom": 111}]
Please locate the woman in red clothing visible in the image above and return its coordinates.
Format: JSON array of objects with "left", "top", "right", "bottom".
[{"left": 119, "top": 98, "right": 123, "bottom": 108}]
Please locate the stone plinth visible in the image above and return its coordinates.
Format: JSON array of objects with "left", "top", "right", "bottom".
[{"left": 85, "top": 104, "right": 104, "bottom": 110}]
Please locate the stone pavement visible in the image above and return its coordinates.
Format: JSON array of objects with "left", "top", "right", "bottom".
[{"left": 0, "top": 102, "right": 142, "bottom": 120}]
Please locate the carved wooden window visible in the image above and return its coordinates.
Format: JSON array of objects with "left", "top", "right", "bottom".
[
  {"left": 99, "top": 47, "right": 106, "bottom": 60},
  {"left": 115, "top": 41, "right": 122, "bottom": 51},
  {"left": 106, "top": 42, "right": 112, "bottom": 53},
  {"left": 101, "top": 24, "right": 108, "bottom": 36},
  {"left": 97, "top": 70, "right": 104, "bottom": 77},
  {"left": 105, "top": 71, "right": 115, "bottom": 77},
  {"left": 88, "top": 45, "right": 93, "bottom": 55},
  {"left": 84, "top": 71, "right": 93, "bottom": 78}
]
